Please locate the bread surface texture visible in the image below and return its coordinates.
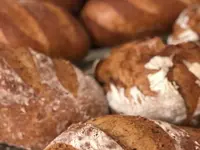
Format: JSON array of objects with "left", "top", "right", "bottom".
[
  {"left": 45, "top": 115, "right": 200, "bottom": 150},
  {"left": 96, "top": 38, "right": 200, "bottom": 126},
  {"left": 0, "top": 45, "right": 108, "bottom": 150}
]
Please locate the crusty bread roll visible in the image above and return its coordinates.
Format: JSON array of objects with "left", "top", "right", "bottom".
[
  {"left": 81, "top": 0, "right": 200, "bottom": 47},
  {"left": 168, "top": 5, "right": 200, "bottom": 45},
  {"left": 0, "top": 44, "right": 108, "bottom": 150},
  {"left": 0, "top": 0, "right": 90, "bottom": 61},
  {"left": 95, "top": 37, "right": 200, "bottom": 126},
  {"left": 44, "top": 115, "right": 200, "bottom": 150}
]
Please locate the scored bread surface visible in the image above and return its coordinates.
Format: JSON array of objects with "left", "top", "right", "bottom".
[
  {"left": 45, "top": 115, "right": 200, "bottom": 150},
  {"left": 96, "top": 38, "right": 200, "bottom": 125},
  {"left": 0, "top": 45, "right": 108, "bottom": 150}
]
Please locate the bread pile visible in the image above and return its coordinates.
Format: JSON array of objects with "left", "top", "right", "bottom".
[{"left": 0, "top": 0, "right": 200, "bottom": 150}]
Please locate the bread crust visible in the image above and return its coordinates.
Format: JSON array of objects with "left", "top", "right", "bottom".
[
  {"left": 44, "top": 115, "right": 200, "bottom": 150},
  {"left": 0, "top": 45, "right": 108, "bottom": 150},
  {"left": 96, "top": 38, "right": 200, "bottom": 126}
]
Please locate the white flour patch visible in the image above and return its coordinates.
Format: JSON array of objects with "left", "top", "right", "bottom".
[
  {"left": 154, "top": 120, "right": 200, "bottom": 150},
  {"left": 167, "top": 6, "right": 200, "bottom": 45},
  {"left": 46, "top": 123, "right": 124, "bottom": 150},
  {"left": 0, "top": 57, "right": 36, "bottom": 106},
  {"left": 107, "top": 56, "right": 187, "bottom": 124}
]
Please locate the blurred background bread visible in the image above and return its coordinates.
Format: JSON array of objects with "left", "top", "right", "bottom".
[
  {"left": 0, "top": 45, "right": 108, "bottom": 150},
  {"left": 45, "top": 115, "right": 200, "bottom": 150},
  {"left": 0, "top": 0, "right": 90, "bottom": 61},
  {"left": 81, "top": 0, "right": 200, "bottom": 47}
]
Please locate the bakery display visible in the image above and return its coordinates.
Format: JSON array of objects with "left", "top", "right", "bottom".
[
  {"left": 0, "top": 0, "right": 90, "bottom": 61},
  {"left": 0, "top": 45, "right": 108, "bottom": 150},
  {"left": 44, "top": 115, "right": 200, "bottom": 150},
  {"left": 168, "top": 5, "right": 200, "bottom": 45},
  {"left": 95, "top": 37, "right": 200, "bottom": 126},
  {"left": 81, "top": 0, "right": 200, "bottom": 47}
]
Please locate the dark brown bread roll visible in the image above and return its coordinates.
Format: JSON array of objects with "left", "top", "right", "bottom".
[
  {"left": 44, "top": 115, "right": 200, "bottom": 150},
  {"left": 168, "top": 5, "right": 200, "bottom": 45},
  {"left": 95, "top": 37, "right": 200, "bottom": 126},
  {"left": 0, "top": 45, "right": 108, "bottom": 150},
  {"left": 81, "top": 0, "right": 200, "bottom": 47},
  {"left": 0, "top": 0, "right": 90, "bottom": 61}
]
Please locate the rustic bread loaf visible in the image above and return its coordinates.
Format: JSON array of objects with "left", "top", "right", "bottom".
[
  {"left": 81, "top": 0, "right": 200, "bottom": 47},
  {"left": 0, "top": 45, "right": 108, "bottom": 150},
  {"left": 44, "top": 115, "right": 200, "bottom": 150},
  {"left": 168, "top": 5, "right": 200, "bottom": 45},
  {"left": 0, "top": 0, "right": 90, "bottom": 61},
  {"left": 95, "top": 37, "right": 200, "bottom": 126}
]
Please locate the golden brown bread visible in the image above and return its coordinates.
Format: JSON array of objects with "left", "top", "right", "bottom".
[
  {"left": 168, "top": 5, "right": 200, "bottom": 45},
  {"left": 44, "top": 115, "right": 200, "bottom": 150},
  {"left": 95, "top": 37, "right": 200, "bottom": 126},
  {"left": 81, "top": 0, "right": 200, "bottom": 46},
  {"left": 0, "top": 0, "right": 90, "bottom": 61},
  {"left": 0, "top": 45, "right": 108, "bottom": 150}
]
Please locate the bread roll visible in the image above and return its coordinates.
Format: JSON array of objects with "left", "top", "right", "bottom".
[
  {"left": 81, "top": 0, "right": 200, "bottom": 46},
  {"left": 0, "top": 45, "right": 108, "bottom": 150},
  {"left": 168, "top": 5, "right": 200, "bottom": 45},
  {"left": 95, "top": 37, "right": 200, "bottom": 126},
  {"left": 44, "top": 115, "right": 200, "bottom": 150},
  {"left": 0, "top": 0, "right": 90, "bottom": 61}
]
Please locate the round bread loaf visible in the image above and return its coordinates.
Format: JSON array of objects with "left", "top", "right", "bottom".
[
  {"left": 81, "top": 0, "right": 200, "bottom": 47},
  {"left": 0, "top": 0, "right": 90, "bottom": 61},
  {"left": 0, "top": 44, "right": 108, "bottom": 150},
  {"left": 44, "top": 115, "right": 200, "bottom": 150},
  {"left": 95, "top": 37, "right": 200, "bottom": 126},
  {"left": 168, "top": 5, "right": 200, "bottom": 45}
]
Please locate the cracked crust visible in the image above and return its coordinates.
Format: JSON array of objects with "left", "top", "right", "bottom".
[
  {"left": 96, "top": 38, "right": 200, "bottom": 126},
  {"left": 0, "top": 45, "right": 108, "bottom": 150},
  {"left": 44, "top": 115, "right": 200, "bottom": 150}
]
